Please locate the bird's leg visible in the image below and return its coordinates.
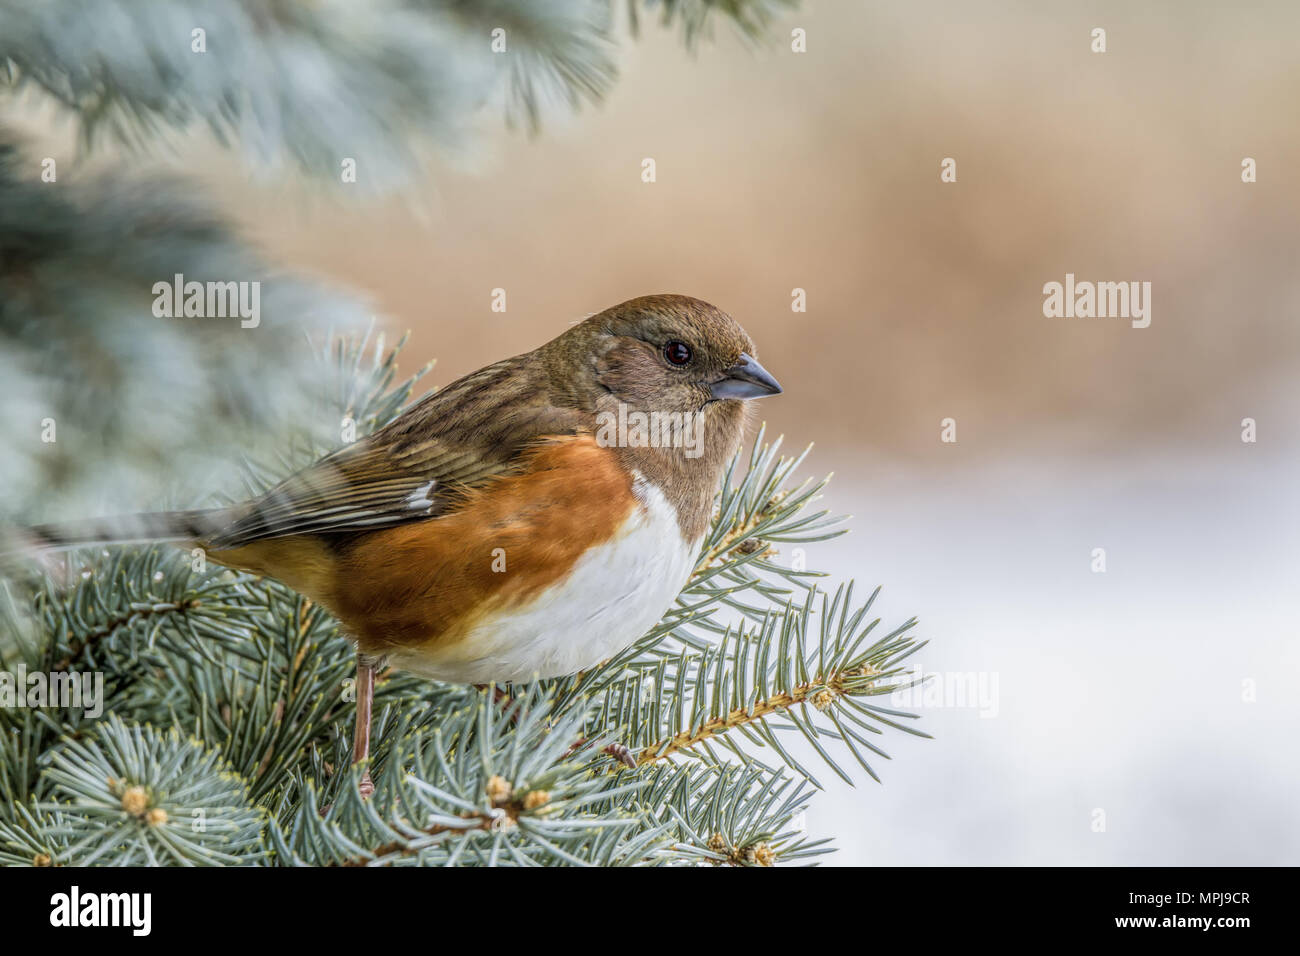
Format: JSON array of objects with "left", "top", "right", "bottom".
[
  {"left": 352, "top": 652, "right": 380, "bottom": 798},
  {"left": 563, "top": 736, "right": 639, "bottom": 769},
  {"left": 603, "top": 742, "right": 639, "bottom": 769}
]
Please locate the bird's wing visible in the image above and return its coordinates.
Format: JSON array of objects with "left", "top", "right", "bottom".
[{"left": 206, "top": 355, "right": 585, "bottom": 549}]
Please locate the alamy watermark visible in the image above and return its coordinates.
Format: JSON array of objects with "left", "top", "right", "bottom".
[
  {"left": 1043, "top": 273, "right": 1151, "bottom": 328},
  {"left": 891, "top": 670, "right": 999, "bottom": 718},
  {"left": 0, "top": 664, "right": 104, "bottom": 718},
  {"left": 595, "top": 402, "right": 704, "bottom": 458},
  {"left": 152, "top": 273, "right": 260, "bottom": 328},
  {"left": 50, "top": 886, "right": 150, "bottom": 936}
]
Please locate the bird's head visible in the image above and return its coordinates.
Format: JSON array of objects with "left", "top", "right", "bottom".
[
  {"left": 546, "top": 293, "right": 781, "bottom": 473},
  {"left": 554, "top": 292, "right": 779, "bottom": 406}
]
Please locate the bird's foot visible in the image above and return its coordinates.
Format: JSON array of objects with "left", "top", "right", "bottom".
[{"left": 603, "top": 742, "right": 638, "bottom": 769}]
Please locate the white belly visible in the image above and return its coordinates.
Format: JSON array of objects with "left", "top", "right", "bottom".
[{"left": 390, "top": 476, "right": 700, "bottom": 684}]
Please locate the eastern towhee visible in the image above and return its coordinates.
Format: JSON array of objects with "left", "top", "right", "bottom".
[{"left": 18, "top": 294, "right": 782, "bottom": 794}]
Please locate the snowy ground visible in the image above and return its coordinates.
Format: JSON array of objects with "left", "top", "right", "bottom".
[{"left": 787, "top": 453, "right": 1299, "bottom": 865}]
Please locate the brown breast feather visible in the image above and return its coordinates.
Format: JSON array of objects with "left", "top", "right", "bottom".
[{"left": 327, "top": 435, "right": 644, "bottom": 658}]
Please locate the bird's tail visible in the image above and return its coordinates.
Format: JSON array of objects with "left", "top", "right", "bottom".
[{"left": 3, "top": 509, "right": 232, "bottom": 559}]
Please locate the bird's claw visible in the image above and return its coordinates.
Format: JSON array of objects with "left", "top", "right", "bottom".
[{"left": 603, "top": 742, "right": 638, "bottom": 770}]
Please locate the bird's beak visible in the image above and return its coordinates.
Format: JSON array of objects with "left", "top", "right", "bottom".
[{"left": 709, "top": 353, "right": 783, "bottom": 401}]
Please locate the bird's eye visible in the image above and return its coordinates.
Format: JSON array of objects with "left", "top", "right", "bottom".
[{"left": 664, "top": 341, "right": 692, "bottom": 366}]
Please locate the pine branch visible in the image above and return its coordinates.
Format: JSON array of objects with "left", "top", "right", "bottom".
[
  {"left": 642, "top": 762, "right": 829, "bottom": 866},
  {"left": 0, "top": 140, "right": 376, "bottom": 526},
  {"left": 587, "top": 578, "right": 929, "bottom": 787},
  {"left": 630, "top": 0, "right": 798, "bottom": 49},
  {"left": 0, "top": 715, "right": 267, "bottom": 866},
  {"left": 15, "top": 547, "right": 262, "bottom": 678},
  {"left": 0, "top": 1, "right": 792, "bottom": 185},
  {"left": 631, "top": 659, "right": 885, "bottom": 766},
  {"left": 0, "top": 335, "right": 932, "bottom": 867},
  {"left": 271, "top": 691, "right": 662, "bottom": 867}
]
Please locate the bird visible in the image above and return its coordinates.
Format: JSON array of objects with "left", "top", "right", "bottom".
[{"left": 14, "top": 294, "right": 782, "bottom": 794}]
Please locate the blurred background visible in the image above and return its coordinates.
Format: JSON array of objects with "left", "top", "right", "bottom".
[{"left": 5, "top": 0, "right": 1297, "bottom": 863}]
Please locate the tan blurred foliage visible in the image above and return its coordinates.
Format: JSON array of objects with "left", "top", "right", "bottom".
[{"left": 9, "top": 1, "right": 1298, "bottom": 468}]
